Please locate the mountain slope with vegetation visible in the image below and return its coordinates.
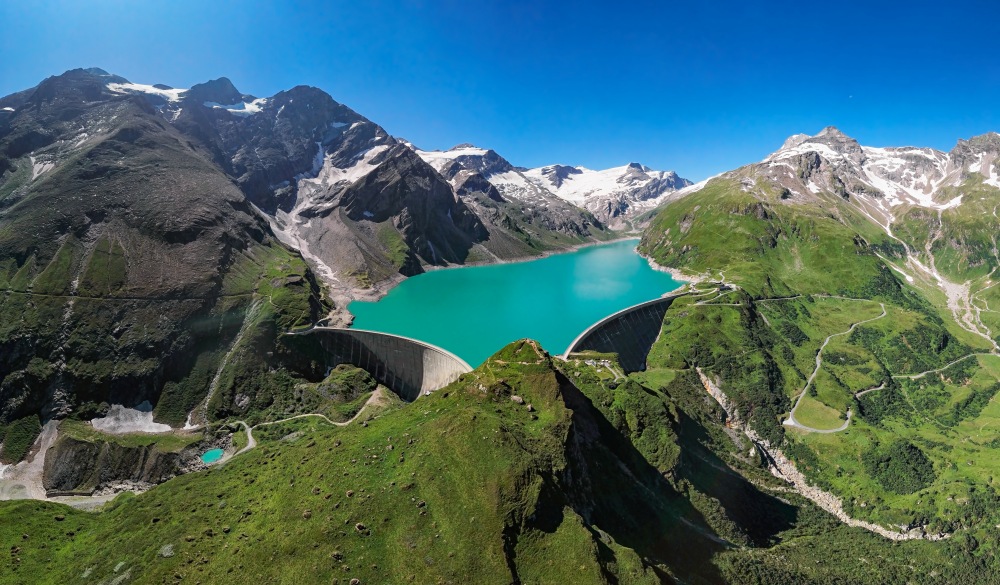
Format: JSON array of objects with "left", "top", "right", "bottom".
[
  {"left": 0, "top": 67, "right": 617, "bottom": 438},
  {"left": 0, "top": 69, "right": 329, "bottom": 439},
  {"left": 631, "top": 127, "right": 1000, "bottom": 579}
]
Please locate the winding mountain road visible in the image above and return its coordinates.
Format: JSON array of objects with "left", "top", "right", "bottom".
[
  {"left": 783, "top": 301, "right": 887, "bottom": 433},
  {"left": 891, "top": 353, "right": 988, "bottom": 380},
  {"left": 220, "top": 388, "right": 386, "bottom": 463}
]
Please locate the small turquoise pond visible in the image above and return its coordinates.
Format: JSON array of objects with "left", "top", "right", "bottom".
[
  {"left": 348, "top": 239, "right": 683, "bottom": 366},
  {"left": 201, "top": 449, "right": 224, "bottom": 464}
]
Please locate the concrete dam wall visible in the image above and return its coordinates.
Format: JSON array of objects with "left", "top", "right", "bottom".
[
  {"left": 563, "top": 294, "right": 684, "bottom": 373},
  {"left": 302, "top": 328, "right": 473, "bottom": 402}
]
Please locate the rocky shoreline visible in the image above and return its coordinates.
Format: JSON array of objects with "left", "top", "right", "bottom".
[{"left": 637, "top": 249, "right": 709, "bottom": 288}]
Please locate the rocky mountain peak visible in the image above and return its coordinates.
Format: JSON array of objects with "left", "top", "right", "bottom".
[
  {"left": 541, "top": 164, "right": 583, "bottom": 188},
  {"left": 620, "top": 163, "right": 655, "bottom": 182},
  {"left": 29, "top": 68, "right": 124, "bottom": 105},
  {"left": 184, "top": 77, "right": 248, "bottom": 105},
  {"left": 958, "top": 131, "right": 1000, "bottom": 154},
  {"left": 780, "top": 133, "right": 812, "bottom": 150},
  {"left": 81, "top": 67, "right": 127, "bottom": 82},
  {"left": 768, "top": 126, "right": 864, "bottom": 167},
  {"left": 410, "top": 143, "right": 514, "bottom": 178},
  {"left": 269, "top": 85, "right": 365, "bottom": 127},
  {"left": 808, "top": 126, "right": 863, "bottom": 157},
  {"left": 947, "top": 132, "right": 1000, "bottom": 185},
  {"left": 816, "top": 125, "right": 848, "bottom": 138},
  {"left": 472, "top": 148, "right": 514, "bottom": 175}
]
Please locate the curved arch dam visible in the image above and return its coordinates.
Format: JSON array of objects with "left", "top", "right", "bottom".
[
  {"left": 297, "top": 328, "right": 473, "bottom": 402},
  {"left": 562, "top": 293, "right": 686, "bottom": 372}
]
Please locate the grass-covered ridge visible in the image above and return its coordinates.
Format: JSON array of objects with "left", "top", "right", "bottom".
[
  {"left": 639, "top": 178, "right": 902, "bottom": 299},
  {"left": 5, "top": 338, "right": 1000, "bottom": 583},
  {"left": 0, "top": 342, "right": 738, "bottom": 585}
]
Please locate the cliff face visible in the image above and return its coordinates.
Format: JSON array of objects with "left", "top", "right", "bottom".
[{"left": 42, "top": 435, "right": 184, "bottom": 494}]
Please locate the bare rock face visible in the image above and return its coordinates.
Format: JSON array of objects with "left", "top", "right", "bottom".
[
  {"left": 199, "top": 84, "right": 393, "bottom": 214},
  {"left": 42, "top": 435, "right": 182, "bottom": 494},
  {"left": 440, "top": 146, "right": 514, "bottom": 177}
]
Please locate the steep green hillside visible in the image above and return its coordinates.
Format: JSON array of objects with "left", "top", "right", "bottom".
[
  {"left": 5, "top": 340, "right": 1000, "bottom": 584},
  {"left": 639, "top": 178, "right": 899, "bottom": 298},
  {"left": 0, "top": 342, "right": 735, "bottom": 585},
  {"left": 894, "top": 177, "right": 1000, "bottom": 281},
  {"left": 633, "top": 170, "right": 1000, "bottom": 578}
]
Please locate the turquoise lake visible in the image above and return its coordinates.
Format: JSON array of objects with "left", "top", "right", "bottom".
[
  {"left": 348, "top": 239, "right": 683, "bottom": 367},
  {"left": 201, "top": 449, "right": 224, "bottom": 464}
]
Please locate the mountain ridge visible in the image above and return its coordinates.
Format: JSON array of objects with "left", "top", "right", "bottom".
[{"left": 412, "top": 142, "right": 692, "bottom": 227}]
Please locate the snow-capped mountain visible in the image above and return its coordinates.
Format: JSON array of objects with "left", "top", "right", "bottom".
[
  {"left": 409, "top": 144, "right": 608, "bottom": 233},
  {"left": 678, "top": 127, "right": 1000, "bottom": 227},
  {"left": 764, "top": 127, "right": 990, "bottom": 204},
  {"left": 412, "top": 144, "right": 691, "bottom": 227},
  {"left": 520, "top": 162, "right": 690, "bottom": 219}
]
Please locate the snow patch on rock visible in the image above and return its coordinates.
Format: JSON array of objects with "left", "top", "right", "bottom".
[
  {"left": 30, "top": 156, "right": 54, "bottom": 180},
  {"left": 414, "top": 145, "right": 489, "bottom": 173},
  {"left": 91, "top": 401, "right": 172, "bottom": 434},
  {"left": 107, "top": 82, "right": 187, "bottom": 102},
  {"left": 203, "top": 98, "right": 268, "bottom": 117}
]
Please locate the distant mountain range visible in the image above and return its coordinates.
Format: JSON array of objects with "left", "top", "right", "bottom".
[
  {"left": 411, "top": 143, "right": 691, "bottom": 227},
  {"left": 0, "top": 69, "right": 690, "bottom": 301}
]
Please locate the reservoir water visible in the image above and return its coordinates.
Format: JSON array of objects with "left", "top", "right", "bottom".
[
  {"left": 348, "top": 239, "right": 683, "bottom": 367},
  {"left": 201, "top": 449, "right": 224, "bottom": 464}
]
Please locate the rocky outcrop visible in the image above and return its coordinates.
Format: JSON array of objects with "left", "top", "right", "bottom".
[{"left": 42, "top": 435, "right": 184, "bottom": 495}]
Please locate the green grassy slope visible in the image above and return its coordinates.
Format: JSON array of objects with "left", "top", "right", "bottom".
[
  {"left": 639, "top": 178, "right": 901, "bottom": 299},
  {"left": 0, "top": 342, "right": 735, "bottom": 585},
  {"left": 630, "top": 174, "right": 1000, "bottom": 581}
]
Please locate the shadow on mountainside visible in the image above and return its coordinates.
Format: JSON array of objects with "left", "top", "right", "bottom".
[{"left": 519, "top": 369, "right": 729, "bottom": 584}]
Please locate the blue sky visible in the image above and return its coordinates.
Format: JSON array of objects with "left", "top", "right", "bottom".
[{"left": 2, "top": 0, "right": 998, "bottom": 180}]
